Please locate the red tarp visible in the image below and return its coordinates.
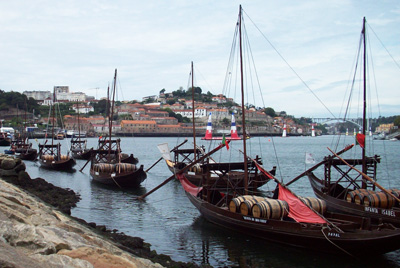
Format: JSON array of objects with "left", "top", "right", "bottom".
[
  {"left": 278, "top": 184, "right": 326, "bottom": 224},
  {"left": 176, "top": 173, "right": 202, "bottom": 197},
  {"left": 254, "top": 161, "right": 326, "bottom": 224}
]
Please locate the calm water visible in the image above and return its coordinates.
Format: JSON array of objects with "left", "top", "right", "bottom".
[{"left": 12, "top": 136, "right": 400, "bottom": 267}]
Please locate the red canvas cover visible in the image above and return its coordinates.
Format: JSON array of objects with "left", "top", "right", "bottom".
[
  {"left": 176, "top": 173, "right": 202, "bottom": 197},
  {"left": 278, "top": 185, "right": 326, "bottom": 224}
]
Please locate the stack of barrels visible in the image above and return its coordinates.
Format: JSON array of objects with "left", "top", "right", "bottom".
[
  {"left": 229, "top": 195, "right": 288, "bottom": 219},
  {"left": 60, "top": 155, "right": 69, "bottom": 161},
  {"left": 93, "top": 163, "right": 136, "bottom": 173},
  {"left": 229, "top": 195, "right": 327, "bottom": 220},
  {"left": 41, "top": 155, "right": 55, "bottom": 161},
  {"left": 115, "top": 163, "right": 136, "bottom": 173},
  {"left": 93, "top": 163, "right": 116, "bottom": 173},
  {"left": 346, "top": 188, "right": 400, "bottom": 209}
]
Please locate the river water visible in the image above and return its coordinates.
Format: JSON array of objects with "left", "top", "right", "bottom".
[{"left": 14, "top": 135, "right": 400, "bottom": 267}]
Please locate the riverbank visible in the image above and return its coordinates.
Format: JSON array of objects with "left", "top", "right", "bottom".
[{"left": 0, "top": 154, "right": 202, "bottom": 268}]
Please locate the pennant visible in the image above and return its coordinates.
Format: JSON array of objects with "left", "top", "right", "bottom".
[
  {"left": 356, "top": 133, "right": 365, "bottom": 148},
  {"left": 222, "top": 134, "right": 229, "bottom": 150}
]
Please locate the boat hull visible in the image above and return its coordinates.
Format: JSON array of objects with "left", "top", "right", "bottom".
[
  {"left": 308, "top": 173, "right": 400, "bottom": 226},
  {"left": 185, "top": 191, "right": 400, "bottom": 255},
  {"left": 16, "top": 149, "right": 38, "bottom": 161},
  {"left": 39, "top": 157, "right": 76, "bottom": 171},
  {"left": 90, "top": 164, "right": 147, "bottom": 188}
]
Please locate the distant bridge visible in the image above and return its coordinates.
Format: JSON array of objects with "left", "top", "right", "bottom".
[{"left": 312, "top": 117, "right": 378, "bottom": 128}]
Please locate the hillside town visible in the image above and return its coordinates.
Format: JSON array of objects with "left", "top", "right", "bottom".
[
  {"left": 17, "top": 86, "right": 320, "bottom": 137},
  {"left": 0, "top": 86, "right": 398, "bottom": 139}
]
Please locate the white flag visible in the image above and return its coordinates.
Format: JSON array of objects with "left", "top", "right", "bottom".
[
  {"left": 157, "top": 143, "right": 171, "bottom": 161},
  {"left": 305, "top": 152, "right": 315, "bottom": 164}
]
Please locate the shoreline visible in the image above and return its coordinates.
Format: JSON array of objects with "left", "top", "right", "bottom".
[{"left": 0, "top": 154, "right": 203, "bottom": 268}]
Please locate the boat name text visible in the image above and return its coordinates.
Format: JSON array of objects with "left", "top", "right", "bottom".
[
  {"left": 328, "top": 232, "right": 340, "bottom": 238},
  {"left": 243, "top": 216, "right": 267, "bottom": 223}
]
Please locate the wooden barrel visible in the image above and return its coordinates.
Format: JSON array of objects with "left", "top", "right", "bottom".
[
  {"left": 60, "top": 155, "right": 69, "bottom": 161},
  {"left": 391, "top": 189, "right": 400, "bottom": 206},
  {"left": 42, "top": 154, "right": 55, "bottom": 161},
  {"left": 346, "top": 189, "right": 374, "bottom": 204},
  {"left": 229, "top": 195, "right": 265, "bottom": 213},
  {"left": 240, "top": 199, "right": 263, "bottom": 216},
  {"left": 251, "top": 199, "right": 289, "bottom": 219},
  {"left": 363, "top": 192, "right": 395, "bottom": 209},
  {"left": 116, "top": 163, "right": 136, "bottom": 173},
  {"left": 300, "top": 197, "right": 327, "bottom": 214},
  {"left": 95, "top": 163, "right": 116, "bottom": 173}
]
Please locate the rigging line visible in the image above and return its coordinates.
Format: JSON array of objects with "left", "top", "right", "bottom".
[
  {"left": 367, "top": 22, "right": 400, "bottom": 71},
  {"left": 193, "top": 65, "right": 215, "bottom": 94},
  {"left": 243, "top": 10, "right": 337, "bottom": 119}
]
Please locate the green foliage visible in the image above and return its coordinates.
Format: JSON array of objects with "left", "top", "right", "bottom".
[
  {"left": 0, "top": 90, "right": 40, "bottom": 113},
  {"left": 264, "top": 107, "right": 276, "bottom": 117},
  {"left": 394, "top": 116, "right": 400, "bottom": 127}
]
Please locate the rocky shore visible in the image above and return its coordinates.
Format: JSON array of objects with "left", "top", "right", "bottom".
[{"left": 0, "top": 155, "right": 203, "bottom": 268}]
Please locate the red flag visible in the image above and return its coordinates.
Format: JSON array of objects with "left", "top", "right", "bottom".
[
  {"left": 222, "top": 135, "right": 229, "bottom": 150},
  {"left": 356, "top": 133, "right": 365, "bottom": 148},
  {"left": 99, "top": 135, "right": 103, "bottom": 140}
]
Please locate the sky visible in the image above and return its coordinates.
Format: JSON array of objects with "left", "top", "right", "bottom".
[{"left": 1, "top": 0, "right": 399, "bottom": 118}]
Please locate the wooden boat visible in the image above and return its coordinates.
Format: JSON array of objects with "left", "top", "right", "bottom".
[
  {"left": 159, "top": 143, "right": 274, "bottom": 190},
  {"left": 38, "top": 90, "right": 76, "bottom": 171},
  {"left": 157, "top": 61, "right": 273, "bottom": 190},
  {"left": 173, "top": 7, "right": 400, "bottom": 255},
  {"left": 89, "top": 69, "right": 146, "bottom": 188},
  {"left": 11, "top": 105, "right": 38, "bottom": 161},
  {"left": 71, "top": 138, "right": 92, "bottom": 160},
  {"left": 0, "top": 132, "right": 11, "bottom": 147},
  {"left": 12, "top": 138, "right": 38, "bottom": 161},
  {"left": 304, "top": 17, "right": 400, "bottom": 226},
  {"left": 70, "top": 106, "right": 93, "bottom": 160}
]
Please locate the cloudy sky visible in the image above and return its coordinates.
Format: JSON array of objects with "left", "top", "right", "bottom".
[{"left": 1, "top": 1, "right": 399, "bottom": 118}]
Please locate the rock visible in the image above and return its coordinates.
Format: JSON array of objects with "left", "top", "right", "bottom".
[
  {"left": 14, "top": 161, "right": 26, "bottom": 173},
  {"left": 1, "top": 158, "right": 16, "bottom": 170},
  {"left": 0, "top": 168, "right": 18, "bottom": 177},
  {"left": 0, "top": 180, "right": 164, "bottom": 268}
]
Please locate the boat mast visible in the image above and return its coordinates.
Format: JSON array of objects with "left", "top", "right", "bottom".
[
  {"left": 362, "top": 17, "right": 367, "bottom": 187},
  {"left": 109, "top": 69, "right": 117, "bottom": 157},
  {"left": 191, "top": 61, "right": 197, "bottom": 161},
  {"left": 77, "top": 100, "right": 81, "bottom": 142},
  {"left": 238, "top": 5, "right": 249, "bottom": 194},
  {"left": 51, "top": 88, "right": 55, "bottom": 152}
]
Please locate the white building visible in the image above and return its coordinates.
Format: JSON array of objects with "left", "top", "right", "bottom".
[
  {"left": 71, "top": 104, "right": 94, "bottom": 114},
  {"left": 23, "top": 91, "right": 51, "bottom": 100}
]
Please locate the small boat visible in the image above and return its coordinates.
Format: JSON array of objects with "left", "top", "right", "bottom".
[
  {"left": 158, "top": 62, "right": 273, "bottom": 190},
  {"left": 158, "top": 142, "right": 274, "bottom": 190},
  {"left": 55, "top": 132, "right": 65, "bottom": 140},
  {"left": 70, "top": 105, "right": 93, "bottom": 160},
  {"left": 89, "top": 69, "right": 146, "bottom": 188},
  {"left": 38, "top": 90, "right": 76, "bottom": 171},
  {"left": 0, "top": 132, "right": 12, "bottom": 147},
  {"left": 12, "top": 138, "right": 38, "bottom": 161}
]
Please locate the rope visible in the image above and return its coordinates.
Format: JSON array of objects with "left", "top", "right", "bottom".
[{"left": 321, "top": 226, "right": 355, "bottom": 257}]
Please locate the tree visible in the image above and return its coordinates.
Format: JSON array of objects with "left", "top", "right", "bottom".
[
  {"left": 159, "top": 88, "right": 166, "bottom": 94},
  {"left": 394, "top": 116, "right": 400, "bottom": 127},
  {"left": 264, "top": 107, "right": 276, "bottom": 117}
]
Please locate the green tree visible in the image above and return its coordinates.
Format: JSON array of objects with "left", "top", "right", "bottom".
[
  {"left": 264, "top": 107, "right": 276, "bottom": 117},
  {"left": 394, "top": 116, "right": 400, "bottom": 127}
]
